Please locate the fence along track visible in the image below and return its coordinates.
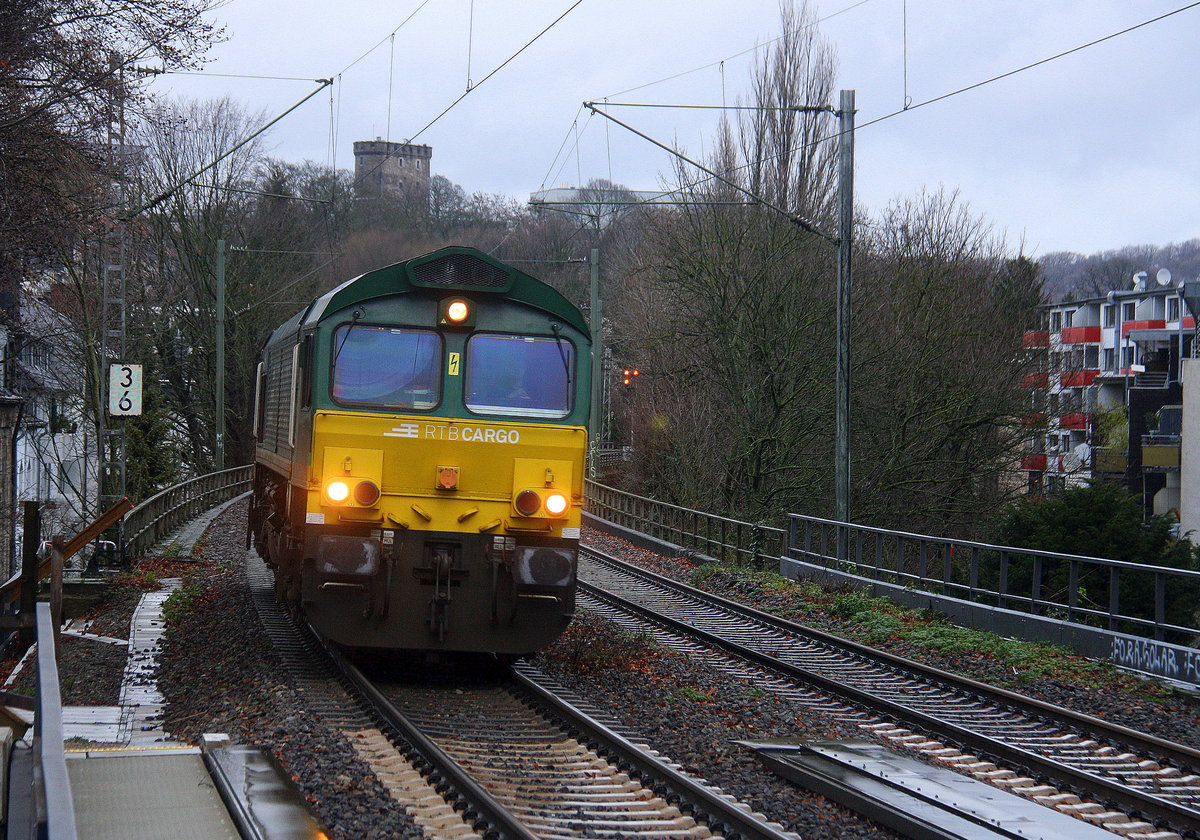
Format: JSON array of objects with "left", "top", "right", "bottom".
[{"left": 579, "top": 546, "right": 1200, "bottom": 836}]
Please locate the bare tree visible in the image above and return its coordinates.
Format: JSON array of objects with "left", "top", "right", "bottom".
[{"left": 0, "top": 0, "right": 219, "bottom": 318}]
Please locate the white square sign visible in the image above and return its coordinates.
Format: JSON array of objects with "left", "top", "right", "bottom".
[{"left": 108, "top": 364, "right": 143, "bottom": 416}]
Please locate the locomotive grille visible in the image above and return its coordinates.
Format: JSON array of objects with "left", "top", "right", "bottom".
[{"left": 410, "top": 253, "right": 511, "bottom": 290}]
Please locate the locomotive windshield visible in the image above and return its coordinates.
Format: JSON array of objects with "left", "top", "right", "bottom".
[
  {"left": 331, "top": 324, "right": 441, "bottom": 409},
  {"left": 464, "top": 333, "right": 574, "bottom": 418}
]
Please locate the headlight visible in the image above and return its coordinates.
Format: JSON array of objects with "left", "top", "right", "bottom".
[
  {"left": 544, "top": 492, "right": 568, "bottom": 516},
  {"left": 515, "top": 489, "right": 541, "bottom": 516},
  {"left": 326, "top": 480, "right": 350, "bottom": 503},
  {"left": 354, "top": 480, "right": 381, "bottom": 506}
]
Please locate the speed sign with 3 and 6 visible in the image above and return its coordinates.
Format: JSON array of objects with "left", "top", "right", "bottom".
[{"left": 109, "top": 364, "right": 142, "bottom": 416}]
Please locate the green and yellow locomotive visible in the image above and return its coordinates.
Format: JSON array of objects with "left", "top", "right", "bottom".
[{"left": 250, "top": 247, "right": 590, "bottom": 655}]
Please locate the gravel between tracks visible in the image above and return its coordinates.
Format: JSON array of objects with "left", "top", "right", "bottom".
[
  {"left": 155, "top": 501, "right": 423, "bottom": 840},
  {"left": 585, "top": 528, "right": 1200, "bottom": 749}
]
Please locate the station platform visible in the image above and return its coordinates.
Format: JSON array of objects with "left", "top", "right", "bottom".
[
  {"left": 5, "top": 502, "right": 324, "bottom": 839},
  {"left": 67, "top": 746, "right": 240, "bottom": 840}
]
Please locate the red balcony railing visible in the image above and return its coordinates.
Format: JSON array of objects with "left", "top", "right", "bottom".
[
  {"left": 1021, "top": 454, "right": 1047, "bottom": 471},
  {"left": 1060, "top": 370, "right": 1099, "bottom": 387},
  {"left": 1122, "top": 319, "right": 1165, "bottom": 337},
  {"left": 1059, "top": 413, "right": 1090, "bottom": 430},
  {"left": 1060, "top": 326, "right": 1101, "bottom": 344},
  {"left": 1022, "top": 330, "right": 1049, "bottom": 348},
  {"left": 1022, "top": 372, "right": 1049, "bottom": 388}
]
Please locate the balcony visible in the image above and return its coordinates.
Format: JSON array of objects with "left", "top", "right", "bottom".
[
  {"left": 1060, "top": 370, "right": 1099, "bottom": 388},
  {"left": 1060, "top": 326, "right": 1101, "bottom": 344},
  {"left": 1122, "top": 319, "right": 1166, "bottom": 337},
  {"left": 1058, "top": 413, "right": 1089, "bottom": 430},
  {"left": 1022, "top": 372, "right": 1049, "bottom": 388},
  {"left": 1022, "top": 412, "right": 1046, "bottom": 427},
  {"left": 1022, "top": 330, "right": 1049, "bottom": 348},
  {"left": 1093, "top": 448, "right": 1127, "bottom": 474},
  {"left": 1021, "top": 454, "right": 1047, "bottom": 471},
  {"left": 1141, "top": 434, "right": 1180, "bottom": 469}
]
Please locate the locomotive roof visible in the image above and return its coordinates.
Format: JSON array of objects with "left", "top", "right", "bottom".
[{"left": 266, "top": 246, "right": 588, "bottom": 347}]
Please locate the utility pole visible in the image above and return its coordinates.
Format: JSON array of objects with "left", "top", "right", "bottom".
[
  {"left": 100, "top": 51, "right": 128, "bottom": 509},
  {"left": 588, "top": 248, "right": 603, "bottom": 477},
  {"left": 215, "top": 239, "right": 226, "bottom": 471},
  {"left": 835, "top": 89, "right": 855, "bottom": 539}
]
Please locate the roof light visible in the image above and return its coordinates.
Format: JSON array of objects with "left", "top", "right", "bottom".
[{"left": 446, "top": 299, "right": 469, "bottom": 323}]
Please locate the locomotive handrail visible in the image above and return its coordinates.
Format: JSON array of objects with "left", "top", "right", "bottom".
[{"left": 123, "top": 465, "right": 252, "bottom": 560}]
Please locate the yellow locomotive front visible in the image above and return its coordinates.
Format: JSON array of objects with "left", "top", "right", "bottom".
[
  {"left": 253, "top": 248, "right": 591, "bottom": 655},
  {"left": 303, "top": 410, "right": 585, "bottom": 652}
]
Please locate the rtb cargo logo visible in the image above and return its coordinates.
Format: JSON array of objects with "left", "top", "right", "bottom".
[{"left": 385, "top": 423, "right": 521, "bottom": 444}]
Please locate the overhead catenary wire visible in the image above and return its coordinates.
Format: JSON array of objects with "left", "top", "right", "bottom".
[
  {"left": 406, "top": 1, "right": 582, "bottom": 145},
  {"left": 601, "top": 0, "right": 878, "bottom": 100},
  {"left": 575, "top": 0, "right": 1200, "bottom": 227},
  {"left": 349, "top": 1, "right": 583, "bottom": 198},
  {"left": 125, "top": 78, "right": 333, "bottom": 219},
  {"left": 335, "top": 0, "right": 433, "bottom": 77},
  {"left": 583, "top": 101, "right": 836, "bottom": 243}
]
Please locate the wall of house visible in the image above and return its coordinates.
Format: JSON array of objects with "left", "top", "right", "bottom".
[{"left": 1181, "top": 359, "right": 1200, "bottom": 542}]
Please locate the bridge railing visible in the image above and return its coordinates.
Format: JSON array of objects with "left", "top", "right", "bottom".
[
  {"left": 584, "top": 480, "right": 784, "bottom": 567},
  {"left": 123, "top": 465, "right": 252, "bottom": 560},
  {"left": 786, "top": 515, "right": 1200, "bottom": 644},
  {"left": 582, "top": 479, "right": 1200, "bottom": 646}
]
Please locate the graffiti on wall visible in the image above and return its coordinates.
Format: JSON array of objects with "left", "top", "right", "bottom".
[{"left": 1111, "top": 636, "right": 1200, "bottom": 685}]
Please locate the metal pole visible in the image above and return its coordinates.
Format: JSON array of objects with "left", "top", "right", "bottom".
[
  {"left": 19, "top": 501, "right": 39, "bottom": 646},
  {"left": 835, "top": 89, "right": 855, "bottom": 540},
  {"left": 588, "top": 248, "right": 603, "bottom": 477},
  {"left": 215, "top": 238, "right": 226, "bottom": 471}
]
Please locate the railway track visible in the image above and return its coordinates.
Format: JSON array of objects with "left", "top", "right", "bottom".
[
  {"left": 246, "top": 550, "right": 801, "bottom": 840},
  {"left": 579, "top": 544, "right": 1200, "bottom": 838}
]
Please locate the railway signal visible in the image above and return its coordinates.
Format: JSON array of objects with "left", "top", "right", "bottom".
[{"left": 621, "top": 369, "right": 639, "bottom": 386}]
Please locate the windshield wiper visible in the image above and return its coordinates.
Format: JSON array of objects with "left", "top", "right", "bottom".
[{"left": 550, "top": 323, "right": 572, "bottom": 387}]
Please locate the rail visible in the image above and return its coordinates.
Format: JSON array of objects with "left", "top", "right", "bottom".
[
  {"left": 786, "top": 514, "right": 1200, "bottom": 644},
  {"left": 123, "top": 465, "right": 252, "bottom": 560},
  {"left": 584, "top": 480, "right": 784, "bottom": 567},
  {"left": 35, "top": 601, "right": 78, "bottom": 840}
]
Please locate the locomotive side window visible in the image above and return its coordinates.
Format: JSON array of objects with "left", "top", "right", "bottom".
[
  {"left": 331, "top": 325, "right": 441, "bottom": 409},
  {"left": 464, "top": 333, "right": 573, "bottom": 419}
]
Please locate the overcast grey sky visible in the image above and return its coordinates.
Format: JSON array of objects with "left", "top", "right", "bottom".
[{"left": 152, "top": 0, "right": 1200, "bottom": 256}]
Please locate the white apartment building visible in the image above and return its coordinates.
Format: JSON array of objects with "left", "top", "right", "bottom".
[{"left": 1024, "top": 273, "right": 1193, "bottom": 519}]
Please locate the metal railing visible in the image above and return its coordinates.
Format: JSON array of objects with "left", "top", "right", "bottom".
[
  {"left": 786, "top": 515, "right": 1200, "bottom": 643},
  {"left": 584, "top": 480, "right": 784, "bottom": 567},
  {"left": 582, "top": 480, "right": 1200, "bottom": 645},
  {"left": 123, "top": 465, "right": 252, "bottom": 560},
  {"left": 36, "top": 601, "right": 78, "bottom": 840}
]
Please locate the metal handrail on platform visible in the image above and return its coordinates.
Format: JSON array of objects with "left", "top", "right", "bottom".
[{"left": 35, "top": 601, "right": 78, "bottom": 840}]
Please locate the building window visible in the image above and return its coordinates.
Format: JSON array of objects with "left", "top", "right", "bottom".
[
  {"left": 1084, "top": 346, "right": 1099, "bottom": 368},
  {"left": 1063, "top": 310, "right": 1074, "bottom": 329},
  {"left": 1122, "top": 345, "right": 1134, "bottom": 368},
  {"left": 1122, "top": 302, "right": 1136, "bottom": 321},
  {"left": 1103, "top": 304, "right": 1115, "bottom": 327},
  {"left": 1050, "top": 311, "right": 1062, "bottom": 331},
  {"left": 1103, "top": 347, "right": 1115, "bottom": 370},
  {"left": 1169, "top": 297, "right": 1180, "bottom": 321}
]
